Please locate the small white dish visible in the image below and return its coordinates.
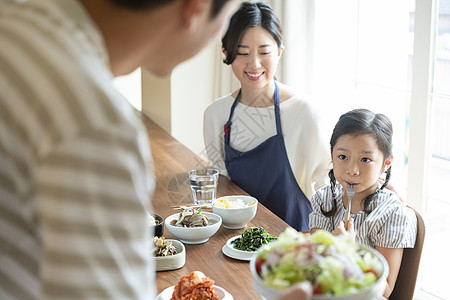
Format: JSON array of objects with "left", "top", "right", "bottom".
[
  {"left": 212, "top": 195, "right": 258, "bottom": 229},
  {"left": 221, "top": 235, "right": 256, "bottom": 261},
  {"left": 154, "top": 239, "right": 185, "bottom": 271},
  {"left": 156, "top": 284, "right": 233, "bottom": 300},
  {"left": 165, "top": 212, "right": 222, "bottom": 244}
]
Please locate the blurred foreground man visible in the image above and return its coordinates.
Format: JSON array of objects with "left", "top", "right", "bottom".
[{"left": 0, "top": 0, "right": 238, "bottom": 298}]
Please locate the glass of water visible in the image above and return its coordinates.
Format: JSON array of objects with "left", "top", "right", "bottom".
[{"left": 188, "top": 169, "right": 219, "bottom": 205}]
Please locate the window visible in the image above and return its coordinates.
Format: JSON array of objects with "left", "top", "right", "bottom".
[
  {"left": 309, "top": 0, "right": 411, "bottom": 195},
  {"left": 287, "top": 0, "right": 449, "bottom": 298},
  {"left": 419, "top": 0, "right": 450, "bottom": 298}
]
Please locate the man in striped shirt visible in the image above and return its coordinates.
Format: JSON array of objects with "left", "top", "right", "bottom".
[{"left": 0, "top": 0, "right": 238, "bottom": 299}]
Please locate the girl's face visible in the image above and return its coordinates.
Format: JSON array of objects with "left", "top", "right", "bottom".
[
  {"left": 227, "top": 26, "right": 282, "bottom": 92},
  {"left": 332, "top": 134, "right": 392, "bottom": 198}
]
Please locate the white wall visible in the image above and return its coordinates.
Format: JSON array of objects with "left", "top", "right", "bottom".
[
  {"left": 113, "top": 68, "right": 142, "bottom": 111},
  {"left": 170, "top": 44, "right": 217, "bottom": 159},
  {"left": 141, "top": 40, "right": 239, "bottom": 160},
  {"left": 142, "top": 70, "right": 172, "bottom": 133}
]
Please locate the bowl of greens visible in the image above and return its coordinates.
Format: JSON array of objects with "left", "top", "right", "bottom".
[
  {"left": 222, "top": 227, "right": 277, "bottom": 261},
  {"left": 250, "top": 228, "right": 388, "bottom": 300}
]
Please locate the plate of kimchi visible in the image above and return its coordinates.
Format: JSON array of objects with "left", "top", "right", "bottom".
[{"left": 156, "top": 271, "right": 233, "bottom": 300}]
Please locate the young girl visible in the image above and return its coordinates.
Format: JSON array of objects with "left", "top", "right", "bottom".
[
  {"left": 203, "top": 1, "right": 330, "bottom": 231},
  {"left": 309, "top": 109, "right": 417, "bottom": 298}
]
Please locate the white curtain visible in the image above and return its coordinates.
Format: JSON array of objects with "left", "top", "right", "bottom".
[{"left": 267, "top": 0, "right": 315, "bottom": 95}]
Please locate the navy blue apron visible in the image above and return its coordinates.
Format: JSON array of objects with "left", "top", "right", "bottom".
[{"left": 224, "top": 82, "right": 312, "bottom": 231}]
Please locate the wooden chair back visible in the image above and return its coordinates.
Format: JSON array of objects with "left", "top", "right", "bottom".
[{"left": 389, "top": 207, "right": 425, "bottom": 300}]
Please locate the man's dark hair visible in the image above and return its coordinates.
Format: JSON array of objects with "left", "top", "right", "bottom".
[{"left": 109, "top": 0, "right": 230, "bottom": 18}]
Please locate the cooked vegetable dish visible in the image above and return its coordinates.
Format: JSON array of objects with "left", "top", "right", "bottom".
[
  {"left": 170, "top": 208, "right": 209, "bottom": 227},
  {"left": 231, "top": 227, "right": 277, "bottom": 252},
  {"left": 153, "top": 236, "right": 177, "bottom": 257},
  {"left": 171, "top": 271, "right": 218, "bottom": 300}
]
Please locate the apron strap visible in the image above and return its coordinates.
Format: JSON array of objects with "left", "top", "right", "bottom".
[
  {"left": 224, "top": 90, "right": 241, "bottom": 143},
  {"left": 224, "top": 81, "right": 281, "bottom": 141},
  {"left": 273, "top": 82, "right": 281, "bottom": 135}
]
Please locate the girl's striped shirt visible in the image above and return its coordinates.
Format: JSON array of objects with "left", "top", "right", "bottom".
[{"left": 309, "top": 182, "right": 417, "bottom": 249}]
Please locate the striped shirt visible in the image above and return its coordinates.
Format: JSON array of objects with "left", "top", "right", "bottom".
[
  {"left": 309, "top": 182, "right": 417, "bottom": 249},
  {"left": 0, "top": 0, "right": 156, "bottom": 299}
]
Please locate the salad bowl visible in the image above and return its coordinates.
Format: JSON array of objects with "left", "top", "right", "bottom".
[
  {"left": 165, "top": 212, "right": 222, "bottom": 244},
  {"left": 250, "top": 229, "right": 388, "bottom": 300}
]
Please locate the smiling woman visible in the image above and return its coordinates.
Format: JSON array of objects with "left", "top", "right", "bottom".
[{"left": 203, "top": 1, "right": 330, "bottom": 232}]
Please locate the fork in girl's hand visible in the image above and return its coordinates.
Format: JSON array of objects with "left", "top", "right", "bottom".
[{"left": 344, "top": 184, "right": 356, "bottom": 230}]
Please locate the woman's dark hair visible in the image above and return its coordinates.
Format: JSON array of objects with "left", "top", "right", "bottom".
[
  {"left": 109, "top": 0, "right": 230, "bottom": 18},
  {"left": 321, "top": 108, "right": 394, "bottom": 217},
  {"left": 221, "top": 1, "right": 283, "bottom": 65}
]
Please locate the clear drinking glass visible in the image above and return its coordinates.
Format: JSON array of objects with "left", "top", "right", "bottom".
[{"left": 188, "top": 169, "right": 219, "bottom": 205}]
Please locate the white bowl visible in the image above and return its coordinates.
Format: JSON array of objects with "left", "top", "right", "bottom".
[
  {"left": 250, "top": 244, "right": 388, "bottom": 300},
  {"left": 154, "top": 239, "right": 186, "bottom": 271},
  {"left": 165, "top": 212, "right": 222, "bottom": 244},
  {"left": 212, "top": 195, "right": 258, "bottom": 229}
]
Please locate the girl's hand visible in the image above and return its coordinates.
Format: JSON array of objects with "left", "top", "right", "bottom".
[{"left": 332, "top": 219, "right": 355, "bottom": 242}]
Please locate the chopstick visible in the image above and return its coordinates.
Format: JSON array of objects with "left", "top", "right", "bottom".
[{"left": 170, "top": 204, "right": 211, "bottom": 210}]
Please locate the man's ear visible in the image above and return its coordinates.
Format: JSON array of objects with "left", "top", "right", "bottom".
[{"left": 181, "top": 0, "right": 209, "bottom": 32}]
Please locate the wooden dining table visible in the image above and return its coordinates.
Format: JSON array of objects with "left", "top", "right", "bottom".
[{"left": 143, "top": 116, "right": 291, "bottom": 299}]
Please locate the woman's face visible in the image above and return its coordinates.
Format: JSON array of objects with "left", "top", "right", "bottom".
[
  {"left": 228, "top": 26, "right": 282, "bottom": 92},
  {"left": 332, "top": 134, "right": 392, "bottom": 198}
]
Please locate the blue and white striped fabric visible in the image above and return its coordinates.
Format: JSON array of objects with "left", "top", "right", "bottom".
[
  {"left": 309, "top": 182, "right": 417, "bottom": 249},
  {"left": 0, "top": 0, "right": 155, "bottom": 299}
]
